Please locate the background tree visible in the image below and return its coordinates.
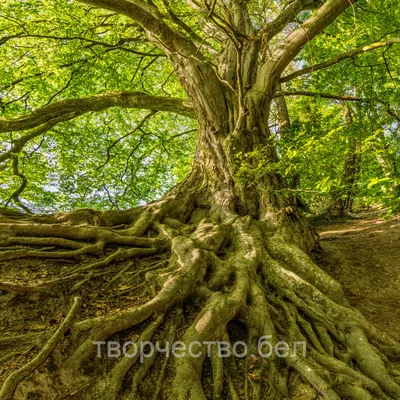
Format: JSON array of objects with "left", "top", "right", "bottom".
[{"left": 1, "top": 0, "right": 400, "bottom": 399}]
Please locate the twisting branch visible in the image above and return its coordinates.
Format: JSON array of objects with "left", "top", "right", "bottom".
[
  {"left": 281, "top": 37, "right": 400, "bottom": 83},
  {"left": 203, "top": 1, "right": 242, "bottom": 47},
  {"left": 42, "top": 70, "right": 76, "bottom": 107},
  {"left": 161, "top": 0, "right": 217, "bottom": 54},
  {"left": 0, "top": 91, "right": 194, "bottom": 133},
  {"left": 75, "top": 0, "right": 200, "bottom": 58},
  {"left": 0, "top": 93, "right": 193, "bottom": 166},
  {"left": 253, "top": 0, "right": 357, "bottom": 95},
  {"left": 263, "top": 0, "right": 320, "bottom": 40},
  {"left": 4, "top": 156, "right": 31, "bottom": 214},
  {"left": 96, "top": 110, "right": 157, "bottom": 170},
  {"left": 0, "top": 119, "right": 62, "bottom": 166}
]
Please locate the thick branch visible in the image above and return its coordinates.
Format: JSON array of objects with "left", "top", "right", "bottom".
[
  {"left": 281, "top": 38, "right": 400, "bottom": 83},
  {"left": 253, "top": 0, "right": 357, "bottom": 95},
  {"left": 0, "top": 91, "right": 194, "bottom": 133},
  {"left": 0, "top": 92, "right": 194, "bottom": 165},
  {"left": 75, "top": 0, "right": 199, "bottom": 58},
  {"left": 264, "top": 0, "right": 320, "bottom": 39}
]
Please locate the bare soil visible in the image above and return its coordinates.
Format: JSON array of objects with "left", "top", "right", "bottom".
[{"left": 314, "top": 209, "right": 400, "bottom": 341}]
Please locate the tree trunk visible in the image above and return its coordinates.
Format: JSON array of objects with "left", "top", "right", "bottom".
[{"left": 330, "top": 104, "right": 361, "bottom": 216}]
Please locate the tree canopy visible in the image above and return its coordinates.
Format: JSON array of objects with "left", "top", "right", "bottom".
[{"left": 1, "top": 0, "right": 399, "bottom": 214}]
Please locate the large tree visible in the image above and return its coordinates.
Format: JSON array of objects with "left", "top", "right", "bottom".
[{"left": 1, "top": 0, "right": 400, "bottom": 399}]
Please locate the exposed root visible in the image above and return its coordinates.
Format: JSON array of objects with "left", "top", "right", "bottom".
[
  {"left": 0, "top": 331, "right": 55, "bottom": 347},
  {"left": 1, "top": 237, "right": 86, "bottom": 249},
  {"left": 0, "top": 297, "right": 82, "bottom": 400},
  {"left": 101, "top": 314, "right": 166, "bottom": 400},
  {"left": 0, "top": 241, "right": 105, "bottom": 262},
  {"left": 68, "top": 246, "right": 159, "bottom": 274},
  {"left": 211, "top": 342, "right": 224, "bottom": 399},
  {"left": 0, "top": 350, "right": 31, "bottom": 365},
  {"left": 288, "top": 354, "right": 341, "bottom": 400},
  {"left": 0, "top": 206, "right": 399, "bottom": 400},
  {"left": 151, "top": 313, "right": 177, "bottom": 400}
]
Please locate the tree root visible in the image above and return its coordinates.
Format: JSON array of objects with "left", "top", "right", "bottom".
[
  {"left": 1, "top": 209, "right": 399, "bottom": 400},
  {"left": 101, "top": 314, "right": 166, "bottom": 400},
  {"left": 0, "top": 297, "right": 82, "bottom": 400},
  {"left": 0, "top": 241, "right": 105, "bottom": 262},
  {"left": 151, "top": 313, "right": 177, "bottom": 400}
]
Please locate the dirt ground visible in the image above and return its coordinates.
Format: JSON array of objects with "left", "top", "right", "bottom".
[{"left": 314, "top": 209, "right": 400, "bottom": 341}]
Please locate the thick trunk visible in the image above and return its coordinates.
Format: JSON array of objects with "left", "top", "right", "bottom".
[{"left": 173, "top": 86, "right": 314, "bottom": 254}]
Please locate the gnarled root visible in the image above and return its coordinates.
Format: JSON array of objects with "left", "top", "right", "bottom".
[{"left": 0, "top": 204, "right": 399, "bottom": 400}]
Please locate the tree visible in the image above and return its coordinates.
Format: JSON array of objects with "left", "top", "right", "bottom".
[
  {"left": 1, "top": 1, "right": 400, "bottom": 399},
  {"left": 329, "top": 104, "right": 361, "bottom": 216}
]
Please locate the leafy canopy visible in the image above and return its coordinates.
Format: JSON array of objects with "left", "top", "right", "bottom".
[{"left": 0, "top": 0, "right": 399, "bottom": 212}]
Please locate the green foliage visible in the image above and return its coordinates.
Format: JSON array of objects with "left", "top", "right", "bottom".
[
  {"left": 237, "top": 97, "right": 400, "bottom": 214},
  {"left": 0, "top": 0, "right": 196, "bottom": 212},
  {"left": 235, "top": 0, "right": 400, "bottom": 215},
  {"left": 0, "top": 0, "right": 399, "bottom": 214}
]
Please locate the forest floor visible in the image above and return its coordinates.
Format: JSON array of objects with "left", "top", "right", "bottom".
[
  {"left": 313, "top": 208, "right": 400, "bottom": 342},
  {"left": 0, "top": 208, "right": 399, "bottom": 397}
]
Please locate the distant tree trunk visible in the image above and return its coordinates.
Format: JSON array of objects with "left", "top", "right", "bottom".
[
  {"left": 375, "top": 131, "right": 400, "bottom": 203},
  {"left": 330, "top": 104, "right": 361, "bottom": 216}
]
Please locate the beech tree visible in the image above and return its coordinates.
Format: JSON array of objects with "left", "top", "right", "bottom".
[{"left": 1, "top": 0, "right": 400, "bottom": 399}]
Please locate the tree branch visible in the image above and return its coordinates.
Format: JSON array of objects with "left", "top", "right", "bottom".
[
  {"left": 0, "top": 33, "right": 164, "bottom": 57},
  {"left": 281, "top": 38, "right": 400, "bottom": 83},
  {"left": 0, "top": 91, "right": 194, "bottom": 133},
  {"left": 74, "top": 0, "right": 199, "bottom": 58},
  {"left": 4, "top": 156, "right": 31, "bottom": 214},
  {"left": 161, "top": 0, "right": 217, "bottom": 53},
  {"left": 96, "top": 110, "right": 157, "bottom": 170},
  {"left": 253, "top": 0, "right": 357, "bottom": 95},
  {"left": 275, "top": 91, "right": 361, "bottom": 101},
  {"left": 0, "top": 92, "right": 194, "bottom": 166},
  {"left": 264, "top": 0, "right": 320, "bottom": 40},
  {"left": 74, "top": 0, "right": 228, "bottom": 125}
]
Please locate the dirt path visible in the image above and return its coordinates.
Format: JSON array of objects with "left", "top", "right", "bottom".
[{"left": 314, "top": 211, "right": 400, "bottom": 341}]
